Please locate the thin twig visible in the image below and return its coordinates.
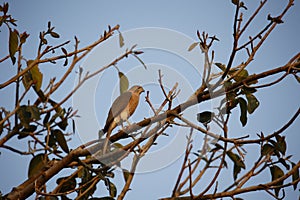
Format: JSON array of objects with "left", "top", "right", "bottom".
[
  {"left": 172, "top": 128, "right": 193, "bottom": 197},
  {"left": 238, "top": 0, "right": 268, "bottom": 38},
  {"left": 41, "top": 48, "right": 135, "bottom": 114},
  {"left": 145, "top": 91, "right": 156, "bottom": 115},
  {"left": 0, "top": 54, "right": 10, "bottom": 63},
  {"left": 187, "top": 159, "right": 194, "bottom": 199},
  {"left": 196, "top": 114, "right": 229, "bottom": 198},
  {"left": 0, "top": 25, "right": 120, "bottom": 90}
]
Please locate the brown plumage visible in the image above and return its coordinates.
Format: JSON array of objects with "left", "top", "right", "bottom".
[{"left": 102, "top": 85, "right": 144, "bottom": 135}]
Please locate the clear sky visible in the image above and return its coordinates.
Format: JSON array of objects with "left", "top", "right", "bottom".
[{"left": 0, "top": 1, "right": 299, "bottom": 199}]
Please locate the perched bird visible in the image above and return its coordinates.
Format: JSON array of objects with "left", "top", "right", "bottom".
[{"left": 102, "top": 85, "right": 145, "bottom": 136}]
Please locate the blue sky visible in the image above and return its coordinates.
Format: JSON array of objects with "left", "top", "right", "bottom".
[{"left": 0, "top": 1, "right": 299, "bottom": 199}]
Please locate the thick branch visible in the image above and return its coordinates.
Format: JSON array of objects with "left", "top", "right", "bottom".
[
  {"left": 4, "top": 145, "right": 87, "bottom": 199},
  {"left": 108, "top": 58, "right": 299, "bottom": 144}
]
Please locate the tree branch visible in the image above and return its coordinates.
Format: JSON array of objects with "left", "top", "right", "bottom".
[{"left": 160, "top": 161, "right": 300, "bottom": 200}]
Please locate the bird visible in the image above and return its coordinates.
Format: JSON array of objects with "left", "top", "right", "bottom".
[{"left": 102, "top": 85, "right": 145, "bottom": 137}]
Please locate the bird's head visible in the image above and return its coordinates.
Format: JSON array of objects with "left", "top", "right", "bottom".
[{"left": 129, "top": 85, "right": 145, "bottom": 95}]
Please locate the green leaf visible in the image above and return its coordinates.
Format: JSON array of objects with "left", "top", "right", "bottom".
[
  {"left": 118, "top": 31, "right": 124, "bottom": 47},
  {"left": 17, "top": 105, "right": 40, "bottom": 129},
  {"left": 113, "top": 143, "right": 124, "bottom": 149},
  {"left": 241, "top": 86, "right": 257, "bottom": 94},
  {"left": 27, "top": 60, "right": 43, "bottom": 91},
  {"left": 122, "top": 169, "right": 130, "bottom": 182},
  {"left": 55, "top": 106, "right": 65, "bottom": 118},
  {"left": 232, "top": 69, "right": 248, "bottom": 82},
  {"left": 18, "top": 131, "right": 30, "bottom": 139},
  {"left": 52, "top": 129, "right": 69, "bottom": 153},
  {"left": 196, "top": 111, "right": 214, "bottom": 125},
  {"left": 109, "top": 182, "right": 117, "bottom": 198},
  {"left": 79, "top": 169, "right": 96, "bottom": 199},
  {"left": 224, "top": 91, "right": 239, "bottom": 114},
  {"left": 291, "top": 162, "right": 299, "bottom": 190},
  {"left": 233, "top": 164, "right": 242, "bottom": 181},
  {"left": 118, "top": 71, "right": 129, "bottom": 95},
  {"left": 246, "top": 93, "right": 259, "bottom": 114},
  {"left": 224, "top": 80, "right": 233, "bottom": 90},
  {"left": 50, "top": 31, "right": 60, "bottom": 38},
  {"left": 275, "top": 135, "right": 286, "bottom": 155},
  {"left": 270, "top": 165, "right": 284, "bottom": 196},
  {"left": 227, "top": 151, "right": 245, "bottom": 169},
  {"left": 47, "top": 132, "right": 57, "bottom": 147},
  {"left": 27, "top": 105, "right": 41, "bottom": 121},
  {"left": 261, "top": 144, "right": 274, "bottom": 156},
  {"left": 213, "top": 143, "right": 224, "bottom": 151},
  {"left": 22, "top": 71, "right": 33, "bottom": 90},
  {"left": 227, "top": 151, "right": 245, "bottom": 180},
  {"left": 17, "top": 106, "right": 31, "bottom": 128},
  {"left": 269, "top": 139, "right": 281, "bottom": 158},
  {"left": 18, "top": 125, "right": 37, "bottom": 139},
  {"left": 238, "top": 97, "right": 247, "bottom": 126},
  {"left": 225, "top": 100, "right": 237, "bottom": 114},
  {"left": 215, "top": 63, "right": 226, "bottom": 71},
  {"left": 188, "top": 42, "right": 198, "bottom": 51},
  {"left": 279, "top": 158, "right": 290, "bottom": 170},
  {"left": 56, "top": 176, "right": 77, "bottom": 193},
  {"left": 57, "top": 118, "right": 68, "bottom": 131},
  {"left": 9, "top": 29, "right": 19, "bottom": 64},
  {"left": 28, "top": 154, "right": 48, "bottom": 178}
]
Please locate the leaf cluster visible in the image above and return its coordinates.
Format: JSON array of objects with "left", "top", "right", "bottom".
[{"left": 215, "top": 64, "right": 260, "bottom": 126}]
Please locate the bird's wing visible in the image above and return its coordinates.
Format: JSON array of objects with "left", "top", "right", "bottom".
[
  {"left": 103, "top": 91, "right": 133, "bottom": 132},
  {"left": 128, "top": 92, "right": 139, "bottom": 116}
]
